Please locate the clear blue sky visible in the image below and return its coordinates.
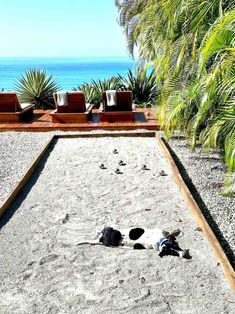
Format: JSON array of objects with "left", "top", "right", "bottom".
[{"left": 0, "top": 0, "right": 129, "bottom": 57}]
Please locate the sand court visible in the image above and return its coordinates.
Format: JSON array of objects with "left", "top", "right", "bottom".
[{"left": 0, "top": 136, "right": 234, "bottom": 313}]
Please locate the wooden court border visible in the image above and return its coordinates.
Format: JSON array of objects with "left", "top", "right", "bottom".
[
  {"left": 0, "top": 131, "right": 234, "bottom": 292},
  {"left": 156, "top": 134, "right": 235, "bottom": 293},
  {"left": 0, "top": 135, "right": 54, "bottom": 219}
]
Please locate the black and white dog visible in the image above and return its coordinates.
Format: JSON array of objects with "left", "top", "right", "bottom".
[{"left": 77, "top": 226, "right": 191, "bottom": 259}]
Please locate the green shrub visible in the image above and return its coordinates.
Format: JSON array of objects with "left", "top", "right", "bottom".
[
  {"left": 120, "top": 66, "right": 158, "bottom": 106},
  {"left": 73, "top": 77, "right": 123, "bottom": 107}
]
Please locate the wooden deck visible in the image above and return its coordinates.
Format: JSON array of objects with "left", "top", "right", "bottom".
[{"left": 0, "top": 108, "right": 160, "bottom": 132}]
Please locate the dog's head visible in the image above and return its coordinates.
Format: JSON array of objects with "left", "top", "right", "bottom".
[
  {"left": 158, "top": 236, "right": 191, "bottom": 259},
  {"left": 99, "top": 227, "right": 122, "bottom": 247}
]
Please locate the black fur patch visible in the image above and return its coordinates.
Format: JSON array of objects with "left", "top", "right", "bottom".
[
  {"left": 100, "top": 227, "right": 122, "bottom": 247},
  {"left": 129, "top": 228, "right": 145, "bottom": 240},
  {"left": 133, "top": 243, "right": 146, "bottom": 250}
]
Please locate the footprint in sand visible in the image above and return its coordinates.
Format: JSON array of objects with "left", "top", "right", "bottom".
[
  {"left": 57, "top": 274, "right": 98, "bottom": 302},
  {"left": 39, "top": 254, "right": 59, "bottom": 265},
  {"left": 21, "top": 260, "right": 37, "bottom": 281},
  {"left": 61, "top": 213, "right": 70, "bottom": 224},
  {"left": 29, "top": 204, "right": 40, "bottom": 211},
  {"left": 22, "top": 273, "right": 32, "bottom": 281}
]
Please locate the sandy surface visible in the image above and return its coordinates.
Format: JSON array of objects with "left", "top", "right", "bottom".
[{"left": 0, "top": 137, "right": 234, "bottom": 313}]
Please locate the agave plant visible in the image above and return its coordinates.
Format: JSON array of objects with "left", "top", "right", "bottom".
[
  {"left": 15, "top": 69, "right": 61, "bottom": 109},
  {"left": 91, "top": 76, "right": 123, "bottom": 101},
  {"left": 73, "top": 83, "right": 99, "bottom": 105},
  {"left": 74, "top": 77, "right": 123, "bottom": 107},
  {"left": 120, "top": 65, "right": 158, "bottom": 106}
]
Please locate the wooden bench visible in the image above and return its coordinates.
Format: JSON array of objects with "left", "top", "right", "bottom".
[
  {"left": 50, "top": 91, "right": 93, "bottom": 123},
  {"left": 99, "top": 91, "right": 136, "bottom": 122},
  {"left": 0, "top": 92, "right": 34, "bottom": 123}
]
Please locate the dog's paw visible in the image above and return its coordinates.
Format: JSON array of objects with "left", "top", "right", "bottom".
[
  {"left": 182, "top": 249, "right": 192, "bottom": 259},
  {"left": 169, "top": 229, "right": 181, "bottom": 238}
]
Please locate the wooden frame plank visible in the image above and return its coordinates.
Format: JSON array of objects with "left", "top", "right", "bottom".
[
  {"left": 0, "top": 136, "right": 54, "bottom": 219},
  {"left": 0, "top": 109, "right": 160, "bottom": 132},
  {"left": 0, "top": 106, "right": 34, "bottom": 123},
  {"left": 99, "top": 111, "right": 136, "bottom": 123},
  {"left": 50, "top": 105, "right": 93, "bottom": 123},
  {"left": 156, "top": 134, "right": 235, "bottom": 292},
  {"left": 55, "top": 131, "right": 156, "bottom": 139}
]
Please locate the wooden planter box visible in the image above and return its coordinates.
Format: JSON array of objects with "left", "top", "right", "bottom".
[
  {"left": 50, "top": 105, "right": 93, "bottom": 123},
  {"left": 99, "top": 111, "right": 136, "bottom": 123},
  {"left": 0, "top": 106, "right": 34, "bottom": 123}
]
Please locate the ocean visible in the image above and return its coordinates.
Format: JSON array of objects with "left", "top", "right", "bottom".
[{"left": 0, "top": 57, "right": 135, "bottom": 91}]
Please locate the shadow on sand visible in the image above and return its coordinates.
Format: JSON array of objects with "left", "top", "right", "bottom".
[
  {"left": 0, "top": 139, "right": 58, "bottom": 230},
  {"left": 162, "top": 138, "right": 235, "bottom": 270}
]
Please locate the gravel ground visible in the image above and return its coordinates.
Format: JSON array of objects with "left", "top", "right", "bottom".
[
  {"left": 0, "top": 132, "right": 52, "bottom": 204},
  {"left": 169, "top": 136, "right": 235, "bottom": 268}
]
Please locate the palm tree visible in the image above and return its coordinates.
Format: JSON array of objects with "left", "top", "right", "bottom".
[
  {"left": 15, "top": 69, "right": 60, "bottom": 109},
  {"left": 116, "top": 0, "right": 235, "bottom": 193},
  {"left": 115, "top": 0, "right": 146, "bottom": 55}
]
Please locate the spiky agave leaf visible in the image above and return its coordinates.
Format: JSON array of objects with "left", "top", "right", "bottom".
[
  {"left": 15, "top": 69, "right": 60, "bottom": 109},
  {"left": 73, "top": 83, "right": 99, "bottom": 104},
  {"left": 120, "top": 65, "right": 157, "bottom": 105},
  {"left": 90, "top": 77, "right": 123, "bottom": 101}
]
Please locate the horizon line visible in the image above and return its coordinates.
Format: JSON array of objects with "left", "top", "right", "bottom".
[{"left": 0, "top": 55, "right": 134, "bottom": 59}]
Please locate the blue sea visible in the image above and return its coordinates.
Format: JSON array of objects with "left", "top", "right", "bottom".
[{"left": 0, "top": 57, "right": 135, "bottom": 90}]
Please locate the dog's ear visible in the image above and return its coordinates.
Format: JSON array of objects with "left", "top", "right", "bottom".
[
  {"left": 100, "top": 228, "right": 122, "bottom": 247},
  {"left": 159, "top": 246, "right": 181, "bottom": 258},
  {"left": 158, "top": 245, "right": 169, "bottom": 258},
  {"left": 101, "top": 227, "right": 112, "bottom": 234},
  {"left": 159, "top": 250, "right": 165, "bottom": 258},
  {"left": 99, "top": 227, "right": 112, "bottom": 244}
]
